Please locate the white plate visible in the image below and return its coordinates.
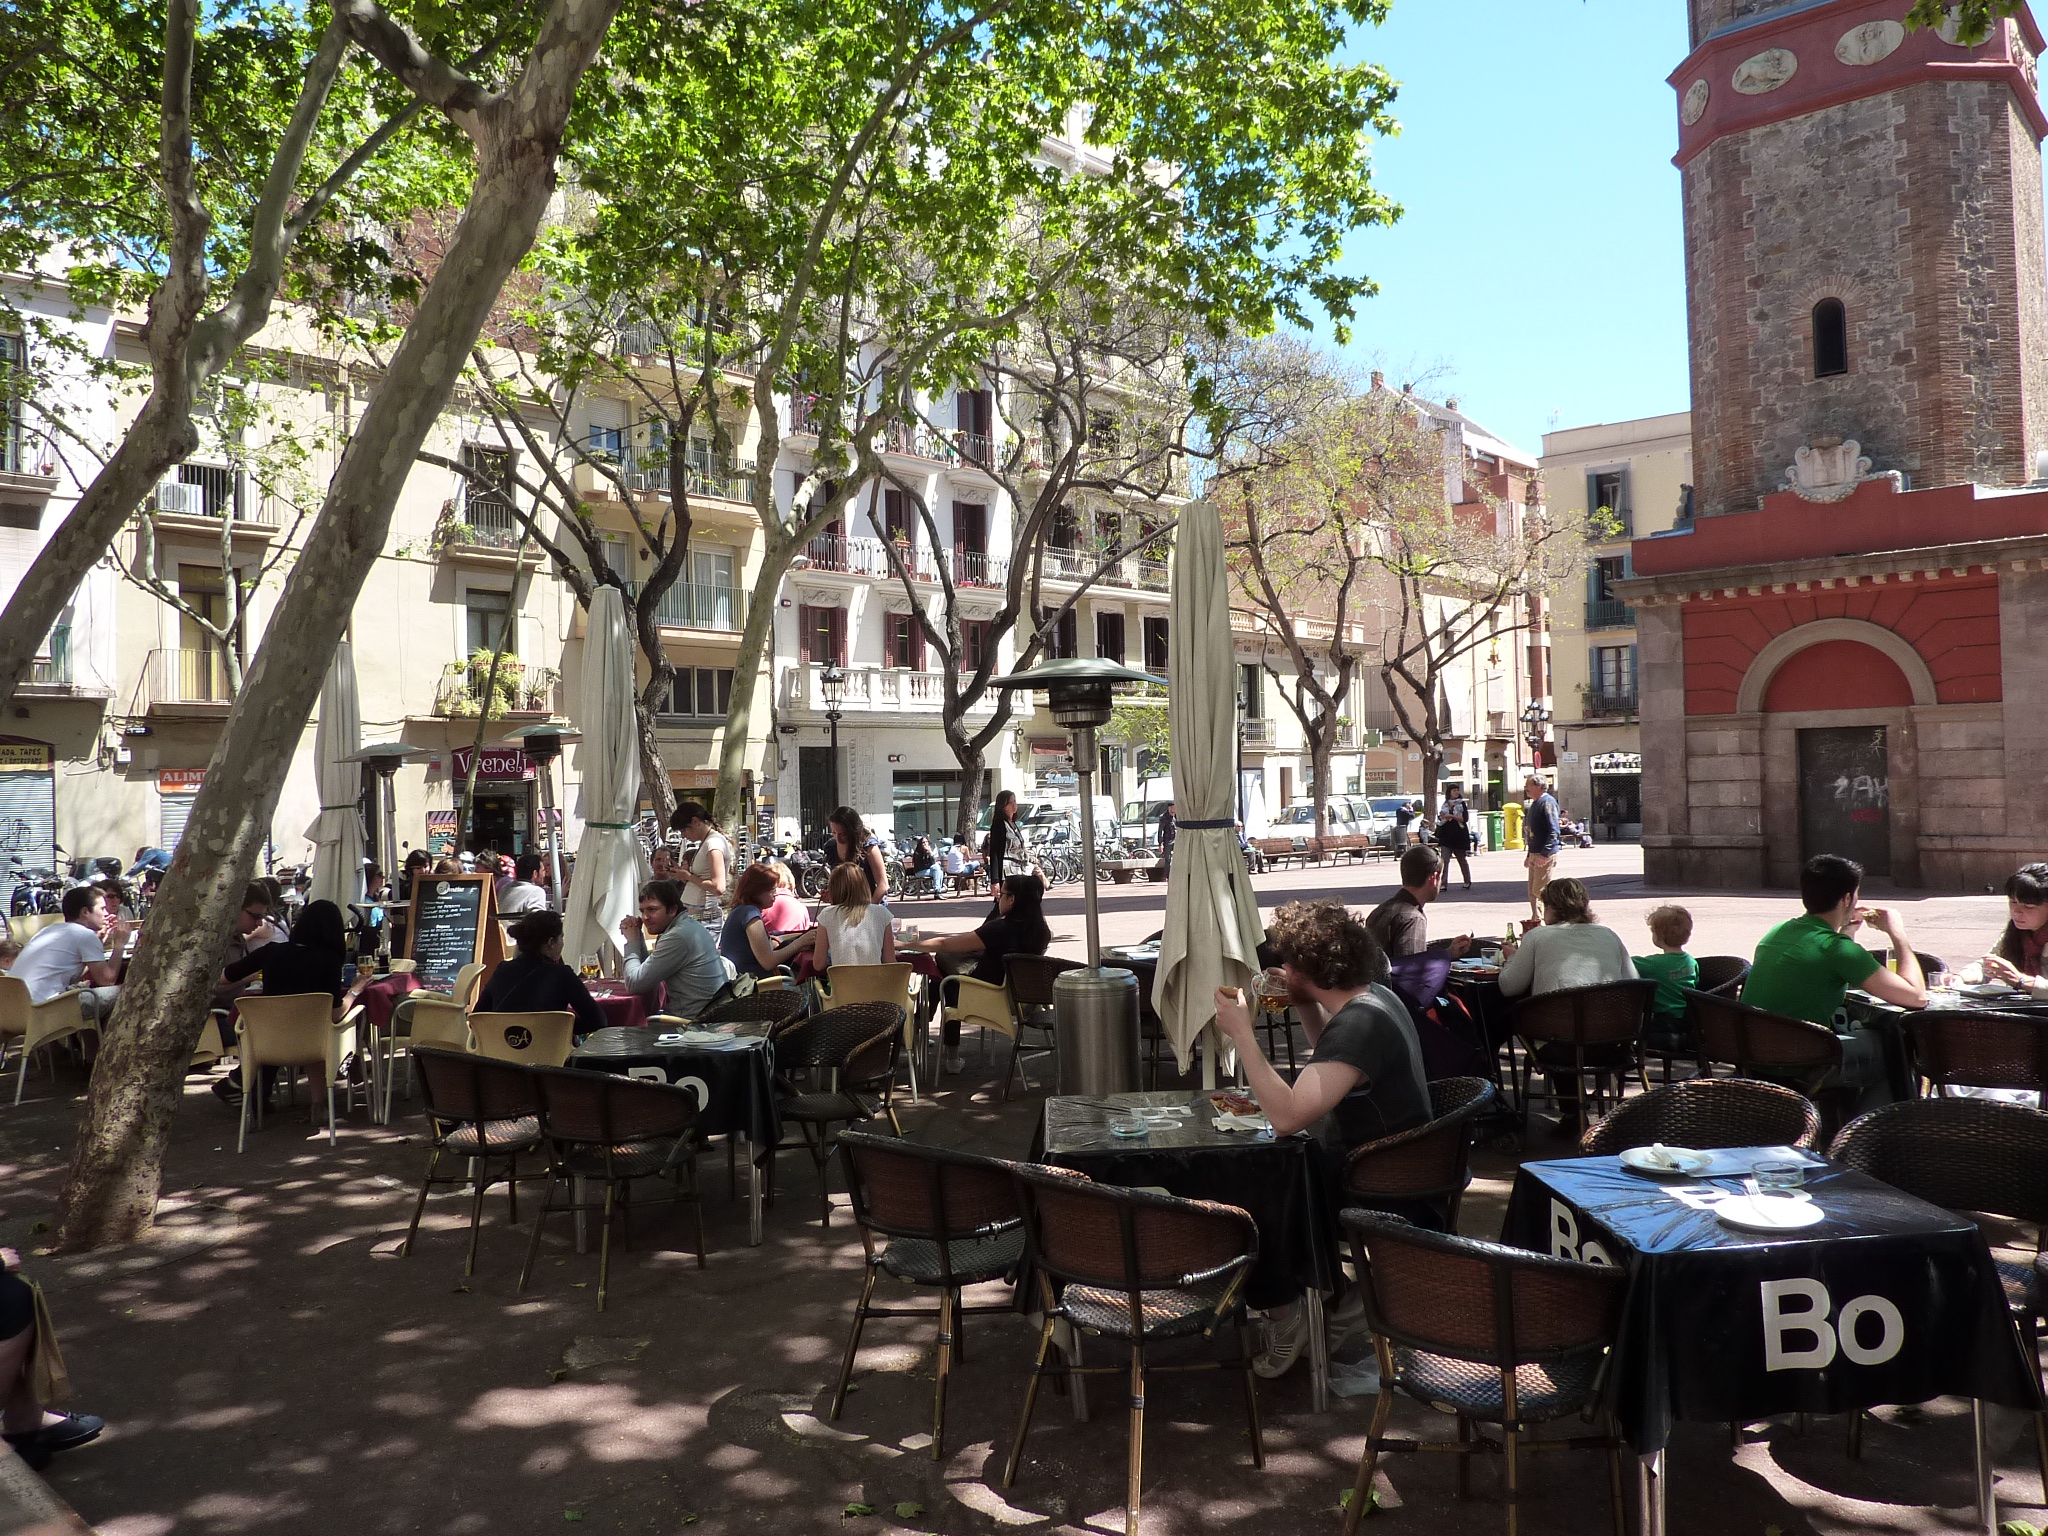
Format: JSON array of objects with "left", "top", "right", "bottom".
[
  {"left": 1618, "top": 1146, "right": 1711, "bottom": 1176},
  {"left": 1715, "top": 1195, "right": 1825, "bottom": 1232}
]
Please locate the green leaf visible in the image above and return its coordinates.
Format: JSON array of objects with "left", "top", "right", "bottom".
[
  {"left": 1998, "top": 1521, "right": 2043, "bottom": 1536},
  {"left": 563, "top": 1512, "right": 584, "bottom": 1523},
  {"left": 842, "top": 1504, "right": 875, "bottom": 1519},
  {"left": 893, "top": 1504, "right": 925, "bottom": 1519},
  {"left": 546, "top": 1368, "right": 569, "bottom": 1383}
]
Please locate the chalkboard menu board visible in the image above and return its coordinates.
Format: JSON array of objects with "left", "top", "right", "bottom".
[{"left": 405, "top": 873, "right": 500, "bottom": 990}]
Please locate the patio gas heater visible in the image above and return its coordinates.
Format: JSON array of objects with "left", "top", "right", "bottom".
[
  {"left": 341, "top": 741, "right": 433, "bottom": 960},
  {"left": 502, "top": 723, "right": 582, "bottom": 909},
  {"left": 990, "top": 657, "right": 1163, "bottom": 1095}
]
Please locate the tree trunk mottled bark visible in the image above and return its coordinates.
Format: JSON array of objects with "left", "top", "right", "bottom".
[
  {"left": 635, "top": 683, "right": 676, "bottom": 834},
  {"left": 52, "top": 2, "right": 619, "bottom": 1250},
  {"left": 1310, "top": 733, "right": 1333, "bottom": 842},
  {"left": 712, "top": 551, "right": 782, "bottom": 831},
  {"left": 460, "top": 648, "right": 508, "bottom": 847}
]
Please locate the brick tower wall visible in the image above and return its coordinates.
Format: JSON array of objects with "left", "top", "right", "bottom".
[
  {"left": 1689, "top": 0, "right": 1798, "bottom": 47},
  {"left": 1684, "top": 77, "right": 2048, "bottom": 516}
]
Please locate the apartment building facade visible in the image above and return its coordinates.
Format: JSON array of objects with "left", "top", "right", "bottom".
[{"left": 1538, "top": 410, "right": 1692, "bottom": 836}]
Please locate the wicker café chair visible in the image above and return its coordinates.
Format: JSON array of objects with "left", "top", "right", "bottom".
[
  {"left": 1687, "top": 990, "right": 1880, "bottom": 1136},
  {"left": 695, "top": 986, "right": 809, "bottom": 1035},
  {"left": 402, "top": 1047, "right": 544, "bottom": 1275},
  {"left": 1002, "top": 955, "right": 1078, "bottom": 1096},
  {"left": 1339, "top": 1210, "right": 1628, "bottom": 1536},
  {"left": 1829, "top": 1098, "right": 2048, "bottom": 1483},
  {"left": 1510, "top": 981, "right": 1657, "bottom": 1134},
  {"left": 1580, "top": 1076, "right": 1821, "bottom": 1157},
  {"left": 1003, "top": 1168, "right": 1263, "bottom": 1536},
  {"left": 1905, "top": 1010, "right": 2048, "bottom": 1096},
  {"left": 1343, "top": 1077, "right": 1498, "bottom": 1232},
  {"left": 1693, "top": 955, "right": 1751, "bottom": 999},
  {"left": 518, "top": 1065, "right": 704, "bottom": 1311},
  {"left": 767, "top": 1003, "right": 905, "bottom": 1222},
  {"left": 831, "top": 1129, "right": 1026, "bottom": 1459}
]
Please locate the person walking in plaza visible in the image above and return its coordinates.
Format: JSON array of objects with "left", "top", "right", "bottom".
[
  {"left": 671, "top": 801, "right": 732, "bottom": 933},
  {"left": 982, "top": 790, "right": 1019, "bottom": 897},
  {"left": 825, "top": 805, "right": 889, "bottom": 901},
  {"left": 1364, "top": 845, "right": 1472, "bottom": 961},
  {"left": 1520, "top": 772, "right": 1562, "bottom": 928},
  {"left": 1156, "top": 800, "right": 1177, "bottom": 874},
  {"left": 1434, "top": 797, "right": 1473, "bottom": 889}
]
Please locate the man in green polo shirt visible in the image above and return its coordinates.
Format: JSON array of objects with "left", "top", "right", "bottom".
[
  {"left": 1745, "top": 854, "right": 1929, "bottom": 1024},
  {"left": 1743, "top": 854, "right": 1927, "bottom": 1116}
]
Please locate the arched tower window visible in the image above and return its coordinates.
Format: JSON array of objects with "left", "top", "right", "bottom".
[{"left": 1813, "top": 298, "right": 1848, "bottom": 378}]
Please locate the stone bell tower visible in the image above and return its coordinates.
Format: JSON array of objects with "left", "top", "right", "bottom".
[{"left": 1675, "top": 0, "right": 2048, "bottom": 515}]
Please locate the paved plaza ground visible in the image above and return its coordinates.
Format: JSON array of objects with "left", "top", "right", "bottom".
[{"left": 0, "top": 846, "right": 2036, "bottom": 1536}]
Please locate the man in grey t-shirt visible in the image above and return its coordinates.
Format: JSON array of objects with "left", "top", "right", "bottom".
[{"left": 618, "top": 879, "right": 730, "bottom": 1019}]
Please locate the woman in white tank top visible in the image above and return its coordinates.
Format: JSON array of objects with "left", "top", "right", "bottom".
[{"left": 814, "top": 862, "right": 896, "bottom": 969}]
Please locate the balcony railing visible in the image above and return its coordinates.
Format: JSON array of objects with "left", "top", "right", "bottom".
[
  {"left": 1134, "top": 557, "right": 1169, "bottom": 592},
  {"left": 951, "top": 548, "right": 1008, "bottom": 588},
  {"left": 29, "top": 625, "right": 70, "bottom": 687},
  {"left": 654, "top": 582, "right": 748, "bottom": 633},
  {"left": 1582, "top": 690, "right": 1639, "bottom": 718},
  {"left": 1043, "top": 545, "right": 1094, "bottom": 582},
  {"left": 1242, "top": 717, "right": 1275, "bottom": 747},
  {"left": 1585, "top": 599, "right": 1636, "bottom": 630},
  {"left": 145, "top": 647, "right": 234, "bottom": 707},
  {"left": 154, "top": 469, "right": 278, "bottom": 526},
  {"left": 432, "top": 652, "right": 561, "bottom": 717},
  {"left": 625, "top": 460, "right": 757, "bottom": 505},
  {"left": 447, "top": 492, "right": 524, "bottom": 551},
  {"left": 780, "top": 662, "right": 998, "bottom": 715}
]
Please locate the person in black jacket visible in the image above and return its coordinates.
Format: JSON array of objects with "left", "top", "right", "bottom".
[
  {"left": 478, "top": 910, "right": 607, "bottom": 1039},
  {"left": 213, "top": 899, "right": 359, "bottom": 1106}
]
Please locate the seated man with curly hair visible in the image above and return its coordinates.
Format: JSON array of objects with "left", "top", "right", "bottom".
[{"left": 1213, "top": 899, "right": 1431, "bottom": 1378}]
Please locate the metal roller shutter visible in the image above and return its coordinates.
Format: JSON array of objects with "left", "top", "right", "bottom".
[
  {"left": 160, "top": 792, "right": 196, "bottom": 852},
  {"left": 0, "top": 744, "right": 56, "bottom": 872}
]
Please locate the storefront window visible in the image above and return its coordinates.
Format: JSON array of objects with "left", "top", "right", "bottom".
[{"left": 891, "top": 769, "right": 992, "bottom": 844}]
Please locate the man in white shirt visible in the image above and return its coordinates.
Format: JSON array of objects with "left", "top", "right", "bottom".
[
  {"left": 13, "top": 886, "right": 131, "bottom": 1022},
  {"left": 496, "top": 853, "right": 551, "bottom": 913}
]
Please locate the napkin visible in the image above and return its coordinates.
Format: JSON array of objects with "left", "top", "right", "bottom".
[{"left": 1211, "top": 1111, "right": 1272, "bottom": 1133}]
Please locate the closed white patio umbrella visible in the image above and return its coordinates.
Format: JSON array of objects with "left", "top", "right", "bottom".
[
  {"left": 1153, "top": 499, "right": 1265, "bottom": 1080},
  {"left": 563, "top": 587, "right": 646, "bottom": 967},
  {"left": 307, "top": 641, "right": 365, "bottom": 909}
]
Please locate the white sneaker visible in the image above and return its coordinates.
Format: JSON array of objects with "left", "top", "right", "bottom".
[
  {"left": 1326, "top": 1286, "right": 1368, "bottom": 1352},
  {"left": 1253, "top": 1304, "right": 1308, "bottom": 1379},
  {"left": 943, "top": 1053, "right": 967, "bottom": 1074}
]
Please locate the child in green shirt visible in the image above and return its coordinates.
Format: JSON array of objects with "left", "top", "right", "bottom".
[{"left": 1634, "top": 905, "right": 1699, "bottom": 1047}]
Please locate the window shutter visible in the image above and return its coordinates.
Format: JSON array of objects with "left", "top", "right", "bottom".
[
  {"left": 798, "top": 606, "right": 814, "bottom": 663},
  {"left": 830, "top": 608, "right": 846, "bottom": 664}
]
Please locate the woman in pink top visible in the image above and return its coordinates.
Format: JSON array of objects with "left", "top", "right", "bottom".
[{"left": 760, "top": 860, "right": 810, "bottom": 936}]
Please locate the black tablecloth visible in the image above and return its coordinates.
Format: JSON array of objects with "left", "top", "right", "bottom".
[
  {"left": 1036, "top": 1090, "right": 1341, "bottom": 1309},
  {"left": 1846, "top": 990, "right": 2048, "bottom": 1101},
  {"left": 569, "top": 1027, "right": 779, "bottom": 1146},
  {"left": 1500, "top": 1148, "right": 2042, "bottom": 1452}
]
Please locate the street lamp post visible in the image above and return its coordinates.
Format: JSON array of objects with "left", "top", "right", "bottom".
[{"left": 820, "top": 661, "right": 847, "bottom": 813}]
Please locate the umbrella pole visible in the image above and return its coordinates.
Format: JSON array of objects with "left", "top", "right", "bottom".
[
  {"left": 379, "top": 766, "right": 397, "bottom": 960},
  {"left": 1072, "top": 724, "right": 1102, "bottom": 968}
]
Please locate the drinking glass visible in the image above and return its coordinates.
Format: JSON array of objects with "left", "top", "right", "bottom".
[
  {"left": 1753, "top": 1161, "right": 1806, "bottom": 1193},
  {"left": 1109, "top": 1106, "right": 1148, "bottom": 1138},
  {"left": 579, "top": 953, "right": 601, "bottom": 980}
]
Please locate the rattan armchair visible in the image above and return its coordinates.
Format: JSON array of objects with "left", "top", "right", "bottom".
[
  {"left": 767, "top": 1002, "right": 905, "bottom": 1222},
  {"left": 1580, "top": 1076, "right": 1821, "bottom": 1156},
  {"left": 1339, "top": 1210, "right": 1628, "bottom": 1536},
  {"left": 1343, "top": 1077, "right": 1497, "bottom": 1232},
  {"left": 1004, "top": 1167, "right": 1263, "bottom": 1536},
  {"left": 833, "top": 1128, "right": 1026, "bottom": 1458},
  {"left": 1510, "top": 980, "right": 1656, "bottom": 1134},
  {"left": 1904, "top": 1010, "right": 2048, "bottom": 1095},
  {"left": 1687, "top": 990, "right": 1880, "bottom": 1136},
  {"left": 519, "top": 1064, "right": 704, "bottom": 1311},
  {"left": 1693, "top": 955, "right": 1750, "bottom": 998},
  {"left": 1829, "top": 1098, "right": 2048, "bottom": 1484},
  {"left": 402, "top": 1046, "right": 544, "bottom": 1275},
  {"left": 694, "top": 986, "right": 809, "bottom": 1034}
]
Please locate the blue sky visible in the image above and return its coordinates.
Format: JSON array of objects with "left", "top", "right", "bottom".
[{"left": 1313, "top": 1, "right": 1697, "bottom": 456}]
